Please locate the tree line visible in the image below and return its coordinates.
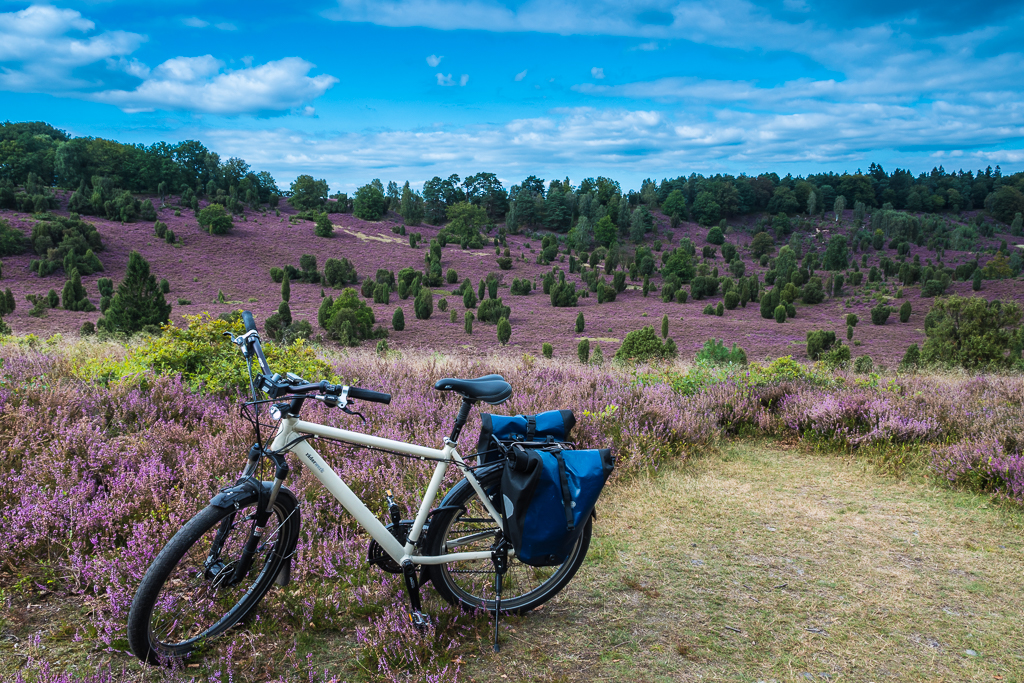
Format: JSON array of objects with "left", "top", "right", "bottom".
[{"left": 4, "top": 120, "right": 1024, "bottom": 232}]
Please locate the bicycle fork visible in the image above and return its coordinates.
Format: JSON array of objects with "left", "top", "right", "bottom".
[{"left": 226, "top": 448, "right": 290, "bottom": 586}]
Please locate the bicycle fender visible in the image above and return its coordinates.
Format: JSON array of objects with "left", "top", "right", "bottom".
[{"left": 209, "top": 480, "right": 299, "bottom": 511}]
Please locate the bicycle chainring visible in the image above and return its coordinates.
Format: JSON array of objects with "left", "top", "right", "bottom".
[{"left": 367, "top": 521, "right": 414, "bottom": 574}]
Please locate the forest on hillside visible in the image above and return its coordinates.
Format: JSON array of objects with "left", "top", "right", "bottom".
[{"left": 3, "top": 120, "right": 1024, "bottom": 234}]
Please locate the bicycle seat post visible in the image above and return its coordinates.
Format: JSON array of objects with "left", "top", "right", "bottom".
[{"left": 448, "top": 398, "right": 475, "bottom": 443}]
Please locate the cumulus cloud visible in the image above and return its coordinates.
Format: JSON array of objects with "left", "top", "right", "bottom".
[
  {"left": 436, "top": 72, "right": 455, "bottom": 86},
  {"left": 426, "top": 54, "right": 443, "bottom": 66},
  {"left": 0, "top": 4, "right": 144, "bottom": 90},
  {"left": 634, "top": 41, "right": 658, "bottom": 51},
  {"left": 459, "top": 73, "right": 469, "bottom": 86},
  {"left": 91, "top": 57, "right": 339, "bottom": 114},
  {"left": 183, "top": 17, "right": 209, "bottom": 28},
  {"left": 215, "top": 23, "right": 238, "bottom": 31},
  {"left": 591, "top": 66, "right": 604, "bottom": 79},
  {"left": 0, "top": 5, "right": 336, "bottom": 115},
  {"left": 515, "top": 69, "right": 527, "bottom": 81}
]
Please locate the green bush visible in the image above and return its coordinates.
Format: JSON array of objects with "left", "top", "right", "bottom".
[
  {"left": 477, "top": 298, "right": 510, "bottom": 323},
  {"left": 806, "top": 330, "right": 837, "bottom": 360},
  {"left": 706, "top": 226, "right": 725, "bottom": 245},
  {"left": 102, "top": 311, "right": 331, "bottom": 395},
  {"left": 577, "top": 338, "right": 590, "bottom": 364},
  {"left": 821, "top": 342, "right": 851, "bottom": 370},
  {"left": 724, "top": 291, "right": 739, "bottom": 310},
  {"left": 899, "top": 301, "right": 912, "bottom": 323},
  {"left": 542, "top": 342, "right": 553, "bottom": 358},
  {"left": 511, "top": 278, "right": 532, "bottom": 295},
  {"left": 413, "top": 288, "right": 433, "bottom": 320},
  {"left": 270, "top": 267, "right": 284, "bottom": 283},
  {"left": 847, "top": 324, "right": 853, "bottom": 341},
  {"left": 550, "top": 281, "right": 578, "bottom": 307},
  {"left": 392, "top": 307, "right": 405, "bottom": 331},
  {"left": 846, "top": 313, "right": 858, "bottom": 327},
  {"left": 675, "top": 289, "right": 688, "bottom": 304},
  {"left": 463, "top": 288, "right": 477, "bottom": 309},
  {"left": 715, "top": 302, "right": 724, "bottom": 316},
  {"left": 98, "top": 252, "right": 170, "bottom": 334},
  {"left": 318, "top": 288, "right": 379, "bottom": 345},
  {"left": 774, "top": 304, "right": 787, "bottom": 323},
  {"left": 870, "top": 303, "right": 890, "bottom": 325},
  {"left": 901, "top": 343, "right": 921, "bottom": 369},
  {"left": 920, "top": 295, "right": 1022, "bottom": 368},
  {"left": 575, "top": 312, "right": 584, "bottom": 334},
  {"left": 464, "top": 310, "right": 473, "bottom": 334},
  {"left": 446, "top": 269, "right": 458, "bottom": 284},
  {"left": 437, "top": 297, "right": 448, "bottom": 312},
  {"left": 614, "top": 326, "right": 677, "bottom": 363},
  {"left": 497, "top": 317, "right": 512, "bottom": 345},
  {"left": 314, "top": 213, "right": 334, "bottom": 237},
  {"left": 198, "top": 203, "right": 233, "bottom": 235},
  {"left": 324, "top": 258, "right": 357, "bottom": 287},
  {"left": 703, "top": 304, "right": 714, "bottom": 315},
  {"left": 695, "top": 338, "right": 747, "bottom": 365},
  {"left": 853, "top": 355, "right": 873, "bottom": 373}
]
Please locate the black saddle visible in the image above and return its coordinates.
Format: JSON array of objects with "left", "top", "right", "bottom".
[{"left": 433, "top": 374, "right": 512, "bottom": 404}]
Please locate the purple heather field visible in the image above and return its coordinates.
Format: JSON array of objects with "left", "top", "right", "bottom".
[{"left": 1, "top": 193, "right": 1021, "bottom": 367}]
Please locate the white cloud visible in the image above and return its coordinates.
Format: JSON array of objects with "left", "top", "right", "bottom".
[
  {"left": 436, "top": 72, "right": 455, "bottom": 86},
  {"left": 591, "top": 66, "right": 604, "bottom": 79},
  {"left": 459, "top": 73, "right": 469, "bottom": 86},
  {"left": 635, "top": 41, "right": 658, "bottom": 51},
  {"left": 515, "top": 69, "right": 527, "bottom": 81},
  {"left": 215, "top": 23, "right": 237, "bottom": 31},
  {"left": 183, "top": 17, "right": 209, "bottom": 28},
  {"left": 0, "top": 4, "right": 145, "bottom": 91},
  {"left": 107, "top": 56, "right": 150, "bottom": 79},
  {"left": 91, "top": 57, "right": 339, "bottom": 114},
  {"left": 426, "top": 54, "right": 443, "bottom": 67}
]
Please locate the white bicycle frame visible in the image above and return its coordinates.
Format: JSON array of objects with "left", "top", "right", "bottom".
[{"left": 267, "top": 415, "right": 509, "bottom": 566}]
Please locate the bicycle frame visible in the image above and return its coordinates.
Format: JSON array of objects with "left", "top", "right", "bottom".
[{"left": 268, "top": 415, "right": 507, "bottom": 566}]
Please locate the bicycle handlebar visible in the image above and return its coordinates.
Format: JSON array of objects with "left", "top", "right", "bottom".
[{"left": 239, "top": 310, "right": 392, "bottom": 405}]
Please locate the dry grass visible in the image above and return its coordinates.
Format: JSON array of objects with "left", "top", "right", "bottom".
[{"left": 458, "top": 442, "right": 1024, "bottom": 682}]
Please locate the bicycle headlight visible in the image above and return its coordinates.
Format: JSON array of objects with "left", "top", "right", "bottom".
[{"left": 270, "top": 404, "right": 284, "bottom": 420}]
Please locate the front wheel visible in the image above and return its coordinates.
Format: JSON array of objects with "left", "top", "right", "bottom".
[
  {"left": 424, "top": 467, "right": 591, "bottom": 615},
  {"left": 127, "top": 485, "right": 300, "bottom": 665}
]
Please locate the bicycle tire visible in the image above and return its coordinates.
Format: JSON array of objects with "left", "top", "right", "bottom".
[
  {"left": 424, "top": 467, "right": 591, "bottom": 614},
  {"left": 127, "top": 486, "right": 300, "bottom": 665}
]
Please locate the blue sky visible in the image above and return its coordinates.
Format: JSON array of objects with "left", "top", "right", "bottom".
[{"left": 2, "top": 0, "right": 1023, "bottom": 192}]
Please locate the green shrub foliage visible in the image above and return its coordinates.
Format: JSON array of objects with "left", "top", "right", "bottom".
[
  {"left": 614, "top": 326, "right": 677, "bottom": 362},
  {"left": 98, "top": 252, "right": 170, "bottom": 334}
]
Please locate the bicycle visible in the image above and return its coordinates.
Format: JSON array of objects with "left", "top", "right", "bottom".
[{"left": 127, "top": 311, "right": 593, "bottom": 664}]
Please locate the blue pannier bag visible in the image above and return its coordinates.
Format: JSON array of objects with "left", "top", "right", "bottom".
[
  {"left": 500, "top": 443, "right": 614, "bottom": 566},
  {"left": 475, "top": 410, "right": 576, "bottom": 464}
]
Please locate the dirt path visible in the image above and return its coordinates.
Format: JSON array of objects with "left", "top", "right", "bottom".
[{"left": 460, "top": 443, "right": 1024, "bottom": 683}]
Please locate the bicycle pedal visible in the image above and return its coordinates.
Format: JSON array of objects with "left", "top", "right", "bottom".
[{"left": 408, "top": 610, "right": 432, "bottom": 631}]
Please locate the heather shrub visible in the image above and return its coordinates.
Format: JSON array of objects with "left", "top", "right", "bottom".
[
  {"left": 615, "top": 326, "right": 676, "bottom": 363},
  {"left": 695, "top": 338, "right": 747, "bottom": 365},
  {"left": 806, "top": 330, "right": 837, "bottom": 361}
]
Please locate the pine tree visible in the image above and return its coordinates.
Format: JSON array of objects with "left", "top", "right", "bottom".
[
  {"left": 661, "top": 314, "right": 669, "bottom": 338},
  {"left": 99, "top": 251, "right": 171, "bottom": 334}
]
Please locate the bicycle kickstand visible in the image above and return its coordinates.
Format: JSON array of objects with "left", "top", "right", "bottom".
[
  {"left": 402, "top": 560, "right": 431, "bottom": 632},
  {"left": 491, "top": 538, "right": 510, "bottom": 653}
]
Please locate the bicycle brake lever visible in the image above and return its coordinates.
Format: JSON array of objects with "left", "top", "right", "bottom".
[{"left": 341, "top": 402, "right": 366, "bottom": 423}]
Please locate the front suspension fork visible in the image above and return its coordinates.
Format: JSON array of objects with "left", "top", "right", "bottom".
[{"left": 227, "top": 447, "right": 290, "bottom": 585}]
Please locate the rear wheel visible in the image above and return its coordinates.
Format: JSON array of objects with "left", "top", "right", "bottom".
[
  {"left": 127, "top": 487, "right": 300, "bottom": 665},
  {"left": 425, "top": 468, "right": 591, "bottom": 614}
]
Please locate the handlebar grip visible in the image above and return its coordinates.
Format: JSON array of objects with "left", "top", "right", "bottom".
[
  {"left": 242, "top": 310, "right": 257, "bottom": 334},
  {"left": 347, "top": 386, "right": 392, "bottom": 405}
]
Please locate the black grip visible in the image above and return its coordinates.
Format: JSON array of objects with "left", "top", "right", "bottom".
[
  {"left": 242, "top": 310, "right": 257, "bottom": 334},
  {"left": 347, "top": 386, "right": 392, "bottom": 404}
]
